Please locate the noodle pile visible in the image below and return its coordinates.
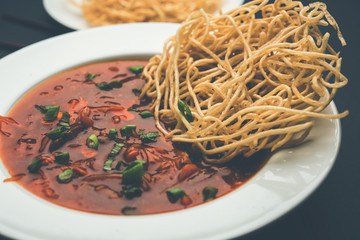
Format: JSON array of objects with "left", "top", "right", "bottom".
[
  {"left": 74, "top": 0, "right": 222, "bottom": 26},
  {"left": 140, "top": 0, "right": 348, "bottom": 163}
]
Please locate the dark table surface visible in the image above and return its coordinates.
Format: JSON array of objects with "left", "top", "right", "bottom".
[{"left": 0, "top": 0, "right": 359, "bottom": 240}]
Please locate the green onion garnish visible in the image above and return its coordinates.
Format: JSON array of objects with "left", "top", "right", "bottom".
[
  {"left": 46, "top": 126, "right": 67, "bottom": 140},
  {"left": 44, "top": 105, "right": 60, "bottom": 122},
  {"left": 108, "top": 128, "right": 118, "bottom": 140},
  {"left": 104, "top": 143, "right": 124, "bottom": 171},
  {"left": 178, "top": 99, "right": 193, "bottom": 122},
  {"left": 127, "top": 104, "right": 140, "bottom": 112},
  {"left": 27, "top": 159, "right": 42, "bottom": 173},
  {"left": 58, "top": 112, "right": 70, "bottom": 127},
  {"left": 129, "top": 66, "right": 144, "bottom": 75},
  {"left": 122, "top": 160, "right": 146, "bottom": 184},
  {"left": 109, "top": 80, "right": 123, "bottom": 88},
  {"left": 139, "top": 111, "right": 153, "bottom": 118},
  {"left": 96, "top": 82, "right": 113, "bottom": 91},
  {"left": 202, "top": 187, "right": 218, "bottom": 202},
  {"left": 132, "top": 88, "right": 142, "bottom": 96},
  {"left": 35, "top": 105, "right": 53, "bottom": 114},
  {"left": 140, "top": 131, "right": 159, "bottom": 143},
  {"left": 122, "top": 187, "right": 142, "bottom": 199},
  {"left": 86, "top": 134, "right": 99, "bottom": 150},
  {"left": 121, "top": 206, "right": 139, "bottom": 215},
  {"left": 54, "top": 152, "right": 70, "bottom": 164},
  {"left": 57, "top": 169, "right": 74, "bottom": 183},
  {"left": 85, "top": 72, "right": 97, "bottom": 81},
  {"left": 115, "top": 160, "right": 123, "bottom": 170},
  {"left": 120, "top": 125, "right": 136, "bottom": 137},
  {"left": 166, "top": 187, "right": 186, "bottom": 203}
]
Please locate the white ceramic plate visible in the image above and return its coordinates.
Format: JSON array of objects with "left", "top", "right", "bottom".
[
  {"left": 0, "top": 23, "right": 341, "bottom": 240},
  {"left": 43, "top": 0, "right": 245, "bottom": 30}
]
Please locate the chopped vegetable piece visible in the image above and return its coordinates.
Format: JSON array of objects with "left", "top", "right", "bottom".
[
  {"left": 46, "top": 126, "right": 67, "bottom": 140},
  {"left": 35, "top": 105, "right": 52, "bottom": 114},
  {"left": 140, "top": 131, "right": 159, "bottom": 143},
  {"left": 109, "top": 80, "right": 123, "bottom": 88},
  {"left": 85, "top": 72, "right": 97, "bottom": 81},
  {"left": 139, "top": 111, "right": 153, "bottom": 118},
  {"left": 58, "top": 112, "right": 70, "bottom": 127},
  {"left": 120, "top": 125, "right": 136, "bottom": 137},
  {"left": 96, "top": 82, "right": 113, "bottom": 91},
  {"left": 138, "top": 129, "right": 145, "bottom": 136},
  {"left": 122, "top": 187, "right": 142, "bottom": 199},
  {"left": 203, "top": 187, "right": 218, "bottom": 202},
  {"left": 115, "top": 160, "right": 123, "bottom": 170},
  {"left": 57, "top": 169, "right": 74, "bottom": 183},
  {"left": 55, "top": 152, "right": 70, "bottom": 164},
  {"left": 166, "top": 187, "right": 186, "bottom": 203},
  {"left": 127, "top": 104, "right": 140, "bottom": 112},
  {"left": 122, "top": 160, "right": 146, "bottom": 184},
  {"left": 132, "top": 88, "right": 142, "bottom": 96},
  {"left": 44, "top": 105, "right": 60, "bottom": 122},
  {"left": 178, "top": 100, "right": 193, "bottom": 122},
  {"left": 104, "top": 143, "right": 124, "bottom": 171},
  {"left": 121, "top": 206, "right": 139, "bottom": 215},
  {"left": 86, "top": 134, "right": 99, "bottom": 150},
  {"left": 108, "top": 128, "right": 118, "bottom": 140},
  {"left": 27, "top": 159, "right": 42, "bottom": 173},
  {"left": 129, "top": 66, "right": 144, "bottom": 75}
]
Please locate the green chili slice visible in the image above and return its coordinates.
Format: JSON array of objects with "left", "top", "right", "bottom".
[
  {"left": 96, "top": 82, "right": 113, "bottom": 91},
  {"left": 140, "top": 131, "right": 159, "bottom": 143},
  {"left": 58, "top": 112, "right": 70, "bottom": 127},
  {"left": 120, "top": 125, "right": 136, "bottom": 137},
  {"left": 86, "top": 134, "right": 99, "bottom": 150},
  {"left": 27, "top": 159, "right": 42, "bottom": 173},
  {"left": 129, "top": 66, "right": 144, "bottom": 75},
  {"left": 166, "top": 187, "right": 186, "bottom": 203},
  {"left": 178, "top": 99, "right": 193, "bottom": 122},
  {"left": 85, "top": 72, "right": 97, "bottom": 81},
  {"left": 46, "top": 126, "right": 67, "bottom": 140},
  {"left": 127, "top": 104, "right": 140, "bottom": 112},
  {"left": 139, "top": 111, "right": 153, "bottom": 118},
  {"left": 202, "top": 186, "right": 218, "bottom": 202},
  {"left": 108, "top": 128, "right": 118, "bottom": 140},
  {"left": 122, "top": 160, "right": 146, "bottom": 184},
  {"left": 44, "top": 105, "right": 60, "bottom": 122},
  {"left": 104, "top": 143, "right": 124, "bottom": 171},
  {"left": 122, "top": 187, "right": 142, "bottom": 199},
  {"left": 57, "top": 169, "right": 74, "bottom": 183},
  {"left": 55, "top": 152, "right": 70, "bottom": 164}
]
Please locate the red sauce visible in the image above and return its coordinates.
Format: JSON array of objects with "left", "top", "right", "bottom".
[{"left": 0, "top": 60, "right": 269, "bottom": 215}]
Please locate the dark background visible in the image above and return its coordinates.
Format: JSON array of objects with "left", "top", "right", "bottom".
[{"left": 0, "top": 0, "right": 359, "bottom": 239}]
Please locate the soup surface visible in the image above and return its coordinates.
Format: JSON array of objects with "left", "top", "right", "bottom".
[{"left": 0, "top": 60, "right": 269, "bottom": 215}]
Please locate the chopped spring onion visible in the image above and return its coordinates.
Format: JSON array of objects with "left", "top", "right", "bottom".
[
  {"left": 140, "top": 131, "right": 159, "bottom": 143},
  {"left": 96, "top": 82, "right": 113, "bottom": 91},
  {"left": 54, "top": 152, "right": 70, "bottom": 164},
  {"left": 127, "top": 104, "right": 140, "bottom": 112},
  {"left": 132, "top": 88, "right": 142, "bottom": 96},
  {"left": 57, "top": 169, "right": 74, "bottom": 183},
  {"left": 139, "top": 111, "right": 153, "bottom": 118},
  {"left": 115, "top": 160, "right": 123, "bottom": 170},
  {"left": 35, "top": 105, "right": 53, "bottom": 114},
  {"left": 202, "top": 187, "right": 218, "bottom": 202},
  {"left": 129, "top": 66, "right": 144, "bottom": 75},
  {"left": 166, "top": 187, "right": 186, "bottom": 203},
  {"left": 27, "top": 159, "right": 42, "bottom": 173},
  {"left": 108, "top": 128, "right": 118, "bottom": 140},
  {"left": 85, "top": 72, "right": 97, "bottom": 81},
  {"left": 121, "top": 206, "right": 139, "bottom": 215},
  {"left": 46, "top": 126, "right": 67, "bottom": 140},
  {"left": 120, "top": 125, "right": 136, "bottom": 137},
  {"left": 109, "top": 80, "right": 123, "bottom": 88},
  {"left": 122, "top": 187, "right": 142, "bottom": 199},
  {"left": 178, "top": 100, "right": 193, "bottom": 122},
  {"left": 58, "top": 112, "right": 70, "bottom": 127},
  {"left": 44, "top": 105, "right": 60, "bottom": 122},
  {"left": 104, "top": 143, "right": 124, "bottom": 171},
  {"left": 86, "top": 134, "right": 99, "bottom": 150},
  {"left": 122, "top": 160, "right": 146, "bottom": 184}
]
